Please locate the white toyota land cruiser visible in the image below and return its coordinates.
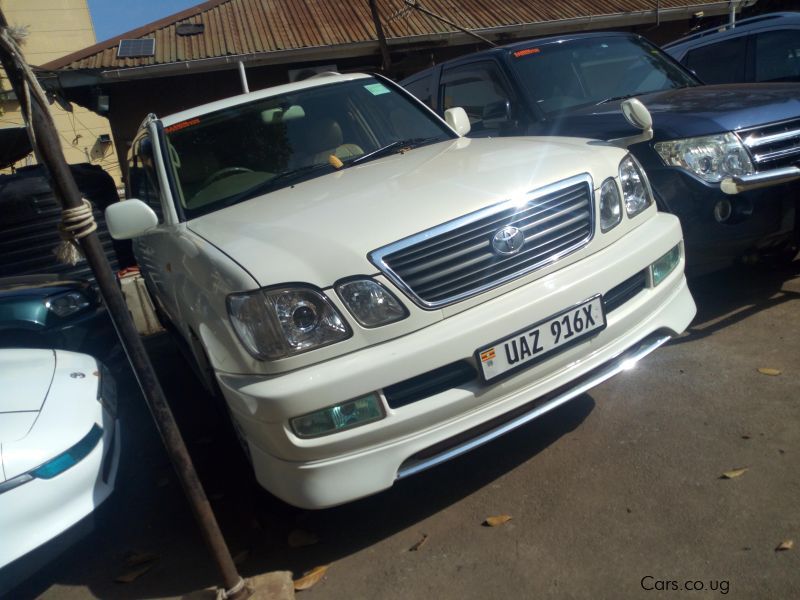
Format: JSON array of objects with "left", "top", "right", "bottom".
[{"left": 106, "top": 73, "right": 695, "bottom": 508}]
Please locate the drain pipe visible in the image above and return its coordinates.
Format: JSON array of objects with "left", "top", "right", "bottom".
[
  {"left": 729, "top": 0, "right": 736, "bottom": 28},
  {"left": 238, "top": 60, "right": 249, "bottom": 93}
]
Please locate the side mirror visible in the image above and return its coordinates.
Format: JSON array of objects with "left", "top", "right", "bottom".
[
  {"left": 607, "top": 98, "right": 654, "bottom": 147},
  {"left": 621, "top": 98, "right": 653, "bottom": 132},
  {"left": 105, "top": 199, "right": 158, "bottom": 240},
  {"left": 444, "top": 107, "right": 471, "bottom": 137}
]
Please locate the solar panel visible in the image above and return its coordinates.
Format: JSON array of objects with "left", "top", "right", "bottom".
[{"left": 117, "top": 39, "right": 156, "bottom": 58}]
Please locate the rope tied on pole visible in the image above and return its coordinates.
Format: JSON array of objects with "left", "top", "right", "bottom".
[
  {"left": 216, "top": 576, "right": 246, "bottom": 600},
  {"left": 54, "top": 198, "right": 97, "bottom": 265}
]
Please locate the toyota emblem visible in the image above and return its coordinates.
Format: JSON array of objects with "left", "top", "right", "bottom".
[{"left": 491, "top": 226, "right": 525, "bottom": 255}]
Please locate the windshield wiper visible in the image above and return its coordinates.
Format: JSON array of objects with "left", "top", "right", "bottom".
[
  {"left": 595, "top": 93, "right": 639, "bottom": 106},
  {"left": 220, "top": 163, "right": 334, "bottom": 207},
  {"left": 348, "top": 137, "right": 442, "bottom": 167}
]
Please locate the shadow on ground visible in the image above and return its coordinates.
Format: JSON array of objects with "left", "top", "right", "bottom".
[{"left": 8, "top": 259, "right": 800, "bottom": 598}]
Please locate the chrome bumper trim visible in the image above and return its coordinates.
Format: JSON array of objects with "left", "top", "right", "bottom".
[
  {"left": 396, "top": 331, "right": 672, "bottom": 480},
  {"left": 721, "top": 167, "right": 800, "bottom": 195}
]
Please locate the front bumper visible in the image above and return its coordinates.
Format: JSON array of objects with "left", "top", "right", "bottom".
[
  {"left": 648, "top": 167, "right": 796, "bottom": 274},
  {"left": 218, "top": 213, "right": 696, "bottom": 508},
  {"left": 0, "top": 411, "right": 120, "bottom": 570}
]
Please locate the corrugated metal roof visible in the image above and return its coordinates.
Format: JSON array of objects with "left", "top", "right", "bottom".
[{"left": 43, "top": 0, "right": 727, "bottom": 72}]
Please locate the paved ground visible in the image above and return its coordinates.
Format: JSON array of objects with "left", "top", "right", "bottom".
[{"left": 7, "top": 261, "right": 800, "bottom": 600}]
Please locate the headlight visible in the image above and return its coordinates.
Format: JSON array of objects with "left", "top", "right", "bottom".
[
  {"left": 227, "top": 286, "right": 351, "bottom": 360},
  {"left": 654, "top": 132, "right": 754, "bottom": 183},
  {"left": 598, "top": 178, "right": 622, "bottom": 232},
  {"left": 335, "top": 279, "right": 408, "bottom": 328},
  {"left": 619, "top": 154, "right": 653, "bottom": 218},
  {"left": 44, "top": 290, "right": 91, "bottom": 318}
]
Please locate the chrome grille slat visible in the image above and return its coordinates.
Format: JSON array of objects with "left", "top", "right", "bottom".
[
  {"left": 739, "top": 118, "right": 800, "bottom": 170},
  {"left": 397, "top": 199, "right": 588, "bottom": 279},
  {"left": 413, "top": 226, "right": 590, "bottom": 301},
  {"left": 388, "top": 187, "right": 587, "bottom": 269},
  {"left": 370, "top": 174, "right": 595, "bottom": 308}
]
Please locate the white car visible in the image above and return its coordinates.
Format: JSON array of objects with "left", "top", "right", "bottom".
[
  {"left": 0, "top": 349, "right": 119, "bottom": 572},
  {"left": 106, "top": 72, "right": 695, "bottom": 508}
]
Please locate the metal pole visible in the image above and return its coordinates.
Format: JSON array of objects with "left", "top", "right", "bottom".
[
  {"left": 0, "top": 12, "right": 250, "bottom": 600},
  {"left": 729, "top": 0, "right": 736, "bottom": 28},
  {"left": 238, "top": 61, "right": 249, "bottom": 93},
  {"left": 369, "top": 0, "right": 392, "bottom": 73}
]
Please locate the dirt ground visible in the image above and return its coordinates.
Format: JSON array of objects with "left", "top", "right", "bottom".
[{"left": 7, "top": 261, "right": 800, "bottom": 600}]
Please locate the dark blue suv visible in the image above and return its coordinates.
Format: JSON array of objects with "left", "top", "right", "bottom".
[
  {"left": 401, "top": 32, "right": 800, "bottom": 274},
  {"left": 664, "top": 12, "right": 800, "bottom": 85}
]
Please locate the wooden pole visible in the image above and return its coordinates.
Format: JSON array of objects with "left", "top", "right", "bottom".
[{"left": 0, "top": 11, "right": 250, "bottom": 600}]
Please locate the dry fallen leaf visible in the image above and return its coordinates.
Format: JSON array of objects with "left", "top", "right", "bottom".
[
  {"left": 720, "top": 467, "right": 748, "bottom": 479},
  {"left": 294, "top": 565, "right": 329, "bottom": 591},
  {"left": 409, "top": 534, "right": 429, "bottom": 551},
  {"left": 288, "top": 529, "right": 319, "bottom": 548},
  {"left": 775, "top": 540, "right": 794, "bottom": 552},
  {"left": 483, "top": 515, "right": 512, "bottom": 527},
  {"left": 757, "top": 368, "right": 781, "bottom": 376}
]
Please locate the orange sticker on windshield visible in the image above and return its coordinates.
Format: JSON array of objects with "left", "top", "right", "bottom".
[
  {"left": 165, "top": 118, "right": 200, "bottom": 133},
  {"left": 513, "top": 48, "right": 540, "bottom": 58}
]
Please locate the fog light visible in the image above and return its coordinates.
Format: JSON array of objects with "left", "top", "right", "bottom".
[
  {"left": 650, "top": 244, "right": 681, "bottom": 287},
  {"left": 291, "top": 393, "right": 384, "bottom": 438},
  {"left": 713, "top": 199, "right": 732, "bottom": 223}
]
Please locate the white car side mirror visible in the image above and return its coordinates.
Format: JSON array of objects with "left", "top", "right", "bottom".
[
  {"left": 444, "top": 107, "right": 471, "bottom": 137},
  {"left": 105, "top": 199, "right": 158, "bottom": 240},
  {"left": 607, "top": 98, "right": 654, "bottom": 147}
]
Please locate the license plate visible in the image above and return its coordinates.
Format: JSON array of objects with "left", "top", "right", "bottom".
[{"left": 475, "top": 296, "right": 606, "bottom": 383}]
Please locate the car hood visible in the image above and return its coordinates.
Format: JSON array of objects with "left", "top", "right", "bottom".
[
  {"left": 187, "top": 137, "right": 622, "bottom": 288},
  {"left": 0, "top": 349, "right": 55, "bottom": 479},
  {"left": 541, "top": 84, "right": 800, "bottom": 141}
]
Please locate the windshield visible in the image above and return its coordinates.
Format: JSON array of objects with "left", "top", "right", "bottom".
[
  {"left": 508, "top": 36, "right": 698, "bottom": 117},
  {"left": 163, "top": 77, "right": 454, "bottom": 218}
]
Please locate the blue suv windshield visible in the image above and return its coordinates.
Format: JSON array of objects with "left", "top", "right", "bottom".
[{"left": 508, "top": 36, "right": 699, "bottom": 116}]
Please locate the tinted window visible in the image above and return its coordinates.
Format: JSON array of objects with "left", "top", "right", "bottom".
[
  {"left": 754, "top": 29, "right": 800, "bottom": 82},
  {"left": 684, "top": 38, "right": 747, "bottom": 84},
  {"left": 508, "top": 36, "right": 697, "bottom": 116},
  {"left": 440, "top": 62, "right": 515, "bottom": 135},
  {"left": 404, "top": 76, "right": 433, "bottom": 107},
  {"left": 127, "top": 137, "right": 162, "bottom": 220}
]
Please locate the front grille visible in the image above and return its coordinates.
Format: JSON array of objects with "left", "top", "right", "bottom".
[
  {"left": 739, "top": 117, "right": 800, "bottom": 170},
  {"left": 371, "top": 174, "right": 594, "bottom": 308}
]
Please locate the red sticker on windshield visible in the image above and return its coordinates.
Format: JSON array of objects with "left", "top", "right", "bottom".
[
  {"left": 165, "top": 118, "right": 200, "bottom": 133},
  {"left": 513, "top": 48, "right": 540, "bottom": 58}
]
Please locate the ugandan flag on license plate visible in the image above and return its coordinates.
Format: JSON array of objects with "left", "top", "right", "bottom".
[{"left": 480, "top": 348, "right": 496, "bottom": 362}]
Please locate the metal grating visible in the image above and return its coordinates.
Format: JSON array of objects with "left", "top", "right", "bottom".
[
  {"left": 603, "top": 269, "right": 647, "bottom": 313},
  {"left": 738, "top": 117, "right": 800, "bottom": 170},
  {"left": 371, "top": 174, "right": 594, "bottom": 308},
  {"left": 117, "top": 38, "right": 156, "bottom": 58}
]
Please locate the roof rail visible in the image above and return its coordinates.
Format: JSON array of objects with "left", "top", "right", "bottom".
[{"left": 666, "top": 12, "right": 794, "bottom": 46}]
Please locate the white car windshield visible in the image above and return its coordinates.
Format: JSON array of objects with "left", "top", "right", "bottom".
[{"left": 162, "top": 77, "right": 454, "bottom": 218}]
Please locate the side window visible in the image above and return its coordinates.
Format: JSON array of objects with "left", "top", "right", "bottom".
[
  {"left": 684, "top": 38, "right": 747, "bottom": 84},
  {"left": 127, "top": 137, "right": 163, "bottom": 220},
  {"left": 439, "top": 62, "right": 516, "bottom": 136},
  {"left": 754, "top": 30, "right": 800, "bottom": 82},
  {"left": 404, "top": 76, "right": 433, "bottom": 108}
]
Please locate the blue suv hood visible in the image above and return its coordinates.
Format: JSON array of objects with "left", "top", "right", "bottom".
[{"left": 538, "top": 83, "right": 800, "bottom": 142}]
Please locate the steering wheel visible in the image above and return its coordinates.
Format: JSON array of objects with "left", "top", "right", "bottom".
[{"left": 201, "top": 166, "right": 253, "bottom": 186}]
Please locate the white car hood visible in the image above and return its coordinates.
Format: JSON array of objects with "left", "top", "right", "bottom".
[
  {"left": 0, "top": 349, "right": 55, "bottom": 481},
  {"left": 187, "top": 136, "right": 623, "bottom": 288}
]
